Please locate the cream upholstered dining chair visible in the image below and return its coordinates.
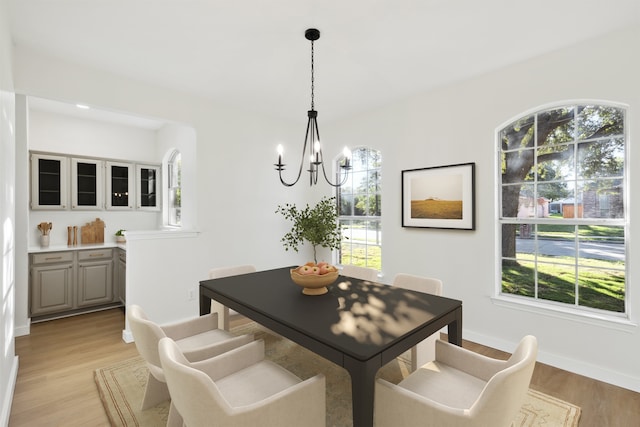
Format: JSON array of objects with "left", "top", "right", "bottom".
[
  {"left": 208, "top": 264, "right": 256, "bottom": 331},
  {"left": 127, "top": 305, "right": 253, "bottom": 426},
  {"left": 342, "top": 264, "right": 379, "bottom": 282},
  {"left": 392, "top": 273, "right": 444, "bottom": 371},
  {"left": 375, "top": 335, "right": 538, "bottom": 427},
  {"left": 159, "top": 337, "right": 326, "bottom": 427}
]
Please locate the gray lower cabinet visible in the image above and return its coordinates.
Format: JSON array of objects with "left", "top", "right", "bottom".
[
  {"left": 30, "top": 252, "right": 74, "bottom": 316},
  {"left": 30, "top": 248, "right": 120, "bottom": 320},
  {"left": 77, "top": 249, "right": 113, "bottom": 307}
]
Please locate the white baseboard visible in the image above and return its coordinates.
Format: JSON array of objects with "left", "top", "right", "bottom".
[
  {"left": 122, "top": 329, "right": 134, "bottom": 343},
  {"left": 1, "top": 356, "right": 19, "bottom": 427},
  {"left": 14, "top": 324, "right": 30, "bottom": 337},
  {"left": 464, "top": 329, "right": 640, "bottom": 393}
]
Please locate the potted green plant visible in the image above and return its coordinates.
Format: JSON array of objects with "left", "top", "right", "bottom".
[
  {"left": 115, "top": 229, "right": 126, "bottom": 243},
  {"left": 276, "top": 196, "right": 342, "bottom": 263}
]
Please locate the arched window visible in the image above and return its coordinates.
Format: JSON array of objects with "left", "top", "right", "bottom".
[
  {"left": 167, "top": 150, "right": 182, "bottom": 227},
  {"left": 498, "top": 102, "right": 626, "bottom": 315},
  {"left": 337, "top": 147, "right": 382, "bottom": 271}
]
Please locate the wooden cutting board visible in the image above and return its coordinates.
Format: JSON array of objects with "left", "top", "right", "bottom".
[{"left": 81, "top": 218, "right": 105, "bottom": 244}]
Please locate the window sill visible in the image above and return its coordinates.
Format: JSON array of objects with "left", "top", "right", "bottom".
[{"left": 490, "top": 295, "right": 637, "bottom": 333}]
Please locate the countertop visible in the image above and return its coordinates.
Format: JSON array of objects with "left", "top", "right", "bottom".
[{"left": 28, "top": 242, "right": 126, "bottom": 254}]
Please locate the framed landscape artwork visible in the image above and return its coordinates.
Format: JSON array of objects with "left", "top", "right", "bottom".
[{"left": 402, "top": 162, "right": 475, "bottom": 230}]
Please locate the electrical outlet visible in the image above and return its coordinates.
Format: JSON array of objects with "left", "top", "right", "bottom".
[{"left": 188, "top": 288, "right": 196, "bottom": 301}]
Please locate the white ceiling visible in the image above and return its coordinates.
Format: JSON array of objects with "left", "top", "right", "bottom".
[{"left": 8, "top": 0, "right": 640, "bottom": 123}]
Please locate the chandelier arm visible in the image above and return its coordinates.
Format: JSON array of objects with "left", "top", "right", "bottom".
[
  {"left": 319, "top": 157, "right": 351, "bottom": 187},
  {"left": 278, "top": 117, "right": 314, "bottom": 187}
]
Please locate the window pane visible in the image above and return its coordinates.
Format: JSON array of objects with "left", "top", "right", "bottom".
[
  {"left": 516, "top": 183, "right": 535, "bottom": 219},
  {"left": 537, "top": 261, "right": 575, "bottom": 304},
  {"left": 536, "top": 144, "right": 574, "bottom": 181},
  {"left": 501, "top": 184, "right": 521, "bottom": 218},
  {"left": 577, "top": 180, "right": 624, "bottom": 219},
  {"left": 576, "top": 105, "right": 624, "bottom": 140},
  {"left": 501, "top": 259, "right": 535, "bottom": 297},
  {"left": 578, "top": 266, "right": 625, "bottom": 312},
  {"left": 536, "top": 107, "right": 575, "bottom": 145},
  {"left": 365, "top": 221, "right": 382, "bottom": 246},
  {"left": 372, "top": 194, "right": 381, "bottom": 216},
  {"left": 501, "top": 149, "right": 534, "bottom": 185},
  {"left": 339, "top": 194, "right": 354, "bottom": 216},
  {"left": 351, "top": 171, "right": 368, "bottom": 194},
  {"left": 577, "top": 138, "right": 624, "bottom": 179},
  {"left": 537, "top": 183, "right": 571, "bottom": 216},
  {"left": 500, "top": 114, "right": 535, "bottom": 151}
]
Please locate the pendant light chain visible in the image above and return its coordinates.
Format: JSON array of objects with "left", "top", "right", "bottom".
[{"left": 310, "top": 39, "right": 315, "bottom": 110}]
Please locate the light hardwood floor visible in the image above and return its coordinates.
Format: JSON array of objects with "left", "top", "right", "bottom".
[{"left": 8, "top": 308, "right": 640, "bottom": 426}]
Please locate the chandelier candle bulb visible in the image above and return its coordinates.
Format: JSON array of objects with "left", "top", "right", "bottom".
[{"left": 343, "top": 147, "right": 352, "bottom": 167}]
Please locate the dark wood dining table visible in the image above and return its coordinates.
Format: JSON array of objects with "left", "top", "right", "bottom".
[{"left": 199, "top": 266, "right": 462, "bottom": 427}]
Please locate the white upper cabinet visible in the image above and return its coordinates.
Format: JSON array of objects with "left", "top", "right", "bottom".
[
  {"left": 136, "top": 164, "right": 161, "bottom": 211},
  {"left": 31, "top": 153, "right": 69, "bottom": 210},
  {"left": 71, "top": 158, "right": 104, "bottom": 210},
  {"left": 106, "top": 161, "right": 135, "bottom": 210}
]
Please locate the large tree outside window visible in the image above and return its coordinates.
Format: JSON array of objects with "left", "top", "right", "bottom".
[
  {"left": 337, "top": 147, "right": 382, "bottom": 270},
  {"left": 499, "top": 103, "right": 626, "bottom": 314}
]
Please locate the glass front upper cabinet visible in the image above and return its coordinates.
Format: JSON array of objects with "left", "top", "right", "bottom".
[
  {"left": 71, "top": 158, "right": 103, "bottom": 210},
  {"left": 106, "top": 161, "right": 135, "bottom": 210},
  {"left": 136, "top": 164, "right": 161, "bottom": 211},
  {"left": 31, "top": 153, "right": 68, "bottom": 210}
]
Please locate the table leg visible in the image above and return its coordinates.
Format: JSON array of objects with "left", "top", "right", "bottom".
[
  {"left": 447, "top": 306, "right": 463, "bottom": 346},
  {"left": 199, "top": 289, "right": 211, "bottom": 316},
  {"left": 344, "top": 355, "right": 380, "bottom": 427}
]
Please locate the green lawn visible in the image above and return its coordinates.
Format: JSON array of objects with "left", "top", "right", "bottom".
[
  {"left": 535, "top": 223, "right": 624, "bottom": 241},
  {"left": 340, "top": 245, "right": 381, "bottom": 271},
  {"left": 502, "top": 254, "right": 625, "bottom": 312}
]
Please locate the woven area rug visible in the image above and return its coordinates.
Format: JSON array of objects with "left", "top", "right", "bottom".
[{"left": 95, "top": 324, "right": 581, "bottom": 427}]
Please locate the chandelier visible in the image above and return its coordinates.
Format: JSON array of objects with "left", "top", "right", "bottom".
[{"left": 275, "top": 28, "right": 352, "bottom": 187}]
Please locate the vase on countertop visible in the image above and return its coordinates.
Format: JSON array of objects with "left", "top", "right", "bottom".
[{"left": 40, "top": 235, "right": 50, "bottom": 248}]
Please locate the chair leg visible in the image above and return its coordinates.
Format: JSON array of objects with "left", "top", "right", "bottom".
[
  {"left": 141, "top": 372, "right": 171, "bottom": 410},
  {"left": 410, "top": 347, "right": 418, "bottom": 372},
  {"left": 166, "top": 402, "right": 183, "bottom": 427}
]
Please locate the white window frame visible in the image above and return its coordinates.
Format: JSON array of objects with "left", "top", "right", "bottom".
[
  {"left": 336, "top": 147, "right": 382, "bottom": 271},
  {"left": 494, "top": 100, "right": 630, "bottom": 326}
]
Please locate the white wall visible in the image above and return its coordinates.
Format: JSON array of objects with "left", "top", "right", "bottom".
[
  {"left": 0, "top": 0, "right": 18, "bottom": 424},
  {"left": 321, "top": 25, "right": 640, "bottom": 392},
  {"left": 29, "top": 109, "right": 158, "bottom": 161}
]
